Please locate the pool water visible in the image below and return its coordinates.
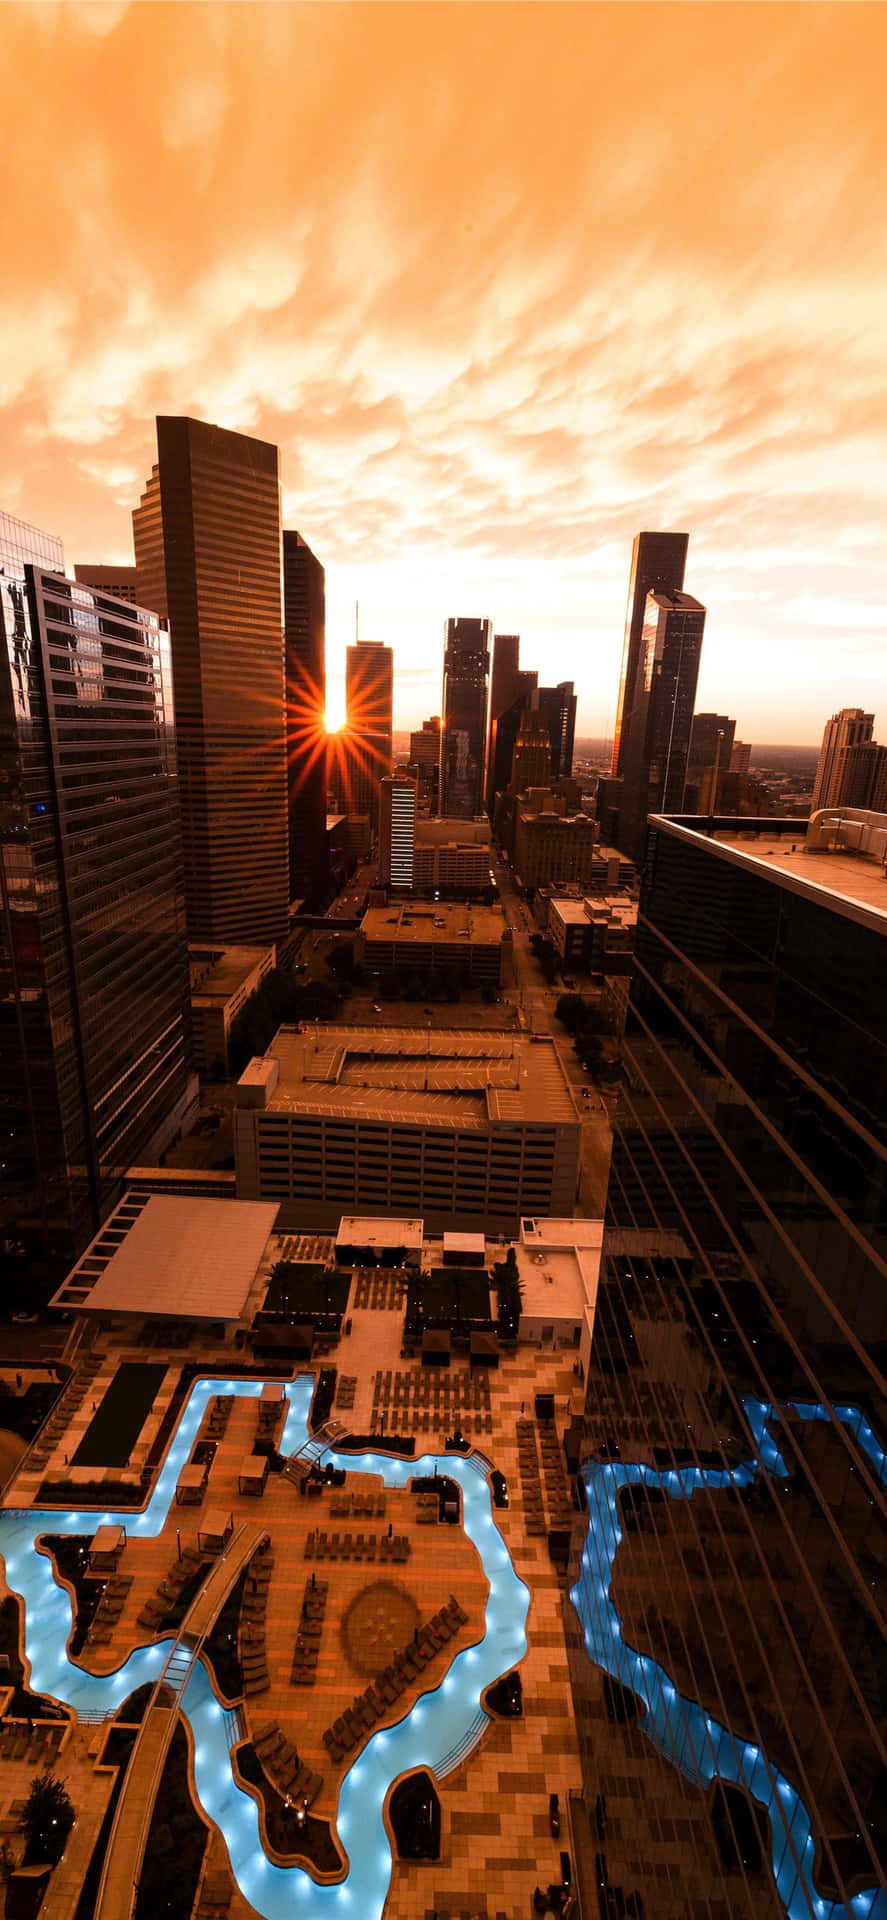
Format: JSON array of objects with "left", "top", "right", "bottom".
[
  {"left": 0, "top": 1376, "right": 529, "bottom": 1919},
  {"left": 570, "top": 1395, "right": 887, "bottom": 1920}
]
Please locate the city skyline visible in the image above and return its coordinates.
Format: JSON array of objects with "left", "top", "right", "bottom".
[{"left": 2, "top": 3, "right": 885, "bottom": 745}]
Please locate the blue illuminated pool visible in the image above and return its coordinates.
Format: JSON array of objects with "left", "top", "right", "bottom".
[
  {"left": 0, "top": 1376, "right": 529, "bottom": 1919},
  {"left": 570, "top": 1396, "right": 887, "bottom": 1920}
]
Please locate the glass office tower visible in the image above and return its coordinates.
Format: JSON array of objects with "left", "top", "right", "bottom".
[
  {"left": 537, "top": 678, "right": 578, "bottom": 781},
  {"left": 133, "top": 417, "right": 289, "bottom": 946},
  {"left": 344, "top": 639, "right": 394, "bottom": 824},
  {"left": 0, "top": 514, "right": 193, "bottom": 1269},
  {"left": 283, "top": 529, "right": 328, "bottom": 904},
  {"left": 568, "top": 814, "right": 887, "bottom": 1919},
  {"left": 617, "top": 589, "right": 706, "bottom": 864},
  {"left": 611, "top": 530, "right": 689, "bottom": 780},
  {"left": 440, "top": 616, "right": 492, "bottom": 818}
]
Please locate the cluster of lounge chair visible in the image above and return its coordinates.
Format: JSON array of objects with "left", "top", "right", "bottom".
[
  {"left": 335, "top": 1374, "right": 357, "bottom": 1409},
  {"left": 292, "top": 1575, "right": 327, "bottom": 1686},
  {"left": 27, "top": 1355, "right": 103, "bottom": 1471},
  {"left": 86, "top": 1572, "right": 133, "bottom": 1645},
  {"left": 137, "top": 1545, "right": 206, "bottom": 1631},
  {"left": 321, "top": 1595, "right": 469, "bottom": 1764},
  {"left": 385, "top": 1406, "right": 493, "bottom": 1435},
  {"left": 352, "top": 1271, "right": 405, "bottom": 1311},
  {"left": 239, "top": 1539, "right": 274, "bottom": 1697},
  {"left": 305, "top": 1529, "right": 409, "bottom": 1563},
  {"left": 0, "top": 1719, "right": 65, "bottom": 1764},
  {"left": 251, "top": 1721, "right": 323, "bottom": 1808},
  {"left": 537, "top": 1420, "right": 572, "bottom": 1528},
  {"left": 517, "top": 1420, "right": 547, "bottom": 1536},
  {"left": 518, "top": 1417, "right": 572, "bottom": 1533},
  {"left": 328, "top": 1490, "right": 386, "bottom": 1517},
  {"left": 374, "top": 1367, "right": 492, "bottom": 1412}
]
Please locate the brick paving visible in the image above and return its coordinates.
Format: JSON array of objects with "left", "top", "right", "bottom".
[{"left": 1, "top": 1309, "right": 584, "bottom": 1918}]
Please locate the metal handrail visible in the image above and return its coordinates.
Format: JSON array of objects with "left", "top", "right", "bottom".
[{"left": 93, "top": 1520, "right": 256, "bottom": 1919}]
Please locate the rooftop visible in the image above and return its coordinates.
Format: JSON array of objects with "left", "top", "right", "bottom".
[
  {"left": 189, "top": 943, "right": 274, "bottom": 1004},
  {"left": 243, "top": 1024, "right": 580, "bottom": 1129},
  {"left": 655, "top": 816, "right": 887, "bottom": 933},
  {"left": 414, "top": 1218, "right": 602, "bottom": 1323},
  {"left": 415, "top": 817, "right": 492, "bottom": 847},
  {"left": 517, "top": 806, "right": 596, "bottom": 828},
  {"left": 336, "top": 1216, "right": 425, "bottom": 1248},
  {"left": 360, "top": 901, "right": 504, "bottom": 943},
  {"left": 51, "top": 1194, "right": 279, "bottom": 1320},
  {"left": 550, "top": 894, "right": 638, "bottom": 926}
]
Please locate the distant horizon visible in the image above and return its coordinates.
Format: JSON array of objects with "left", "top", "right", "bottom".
[{"left": 390, "top": 728, "right": 821, "bottom": 769}]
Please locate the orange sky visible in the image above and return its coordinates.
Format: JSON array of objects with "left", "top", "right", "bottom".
[{"left": 3, "top": 1, "right": 886, "bottom": 744}]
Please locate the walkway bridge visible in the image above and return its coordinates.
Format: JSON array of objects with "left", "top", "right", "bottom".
[{"left": 93, "top": 1519, "right": 268, "bottom": 1920}]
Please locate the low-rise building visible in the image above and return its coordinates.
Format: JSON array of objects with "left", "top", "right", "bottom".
[
  {"left": 359, "top": 899, "right": 505, "bottom": 983},
  {"left": 233, "top": 1024, "right": 581, "bottom": 1232},
  {"left": 189, "top": 943, "right": 277, "bottom": 1075},
  {"left": 512, "top": 800, "right": 599, "bottom": 890},
  {"left": 412, "top": 835, "right": 492, "bottom": 894},
  {"left": 547, "top": 893, "right": 637, "bottom": 978}
]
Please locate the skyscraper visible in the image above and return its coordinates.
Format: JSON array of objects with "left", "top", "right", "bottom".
[
  {"left": 510, "top": 709, "right": 552, "bottom": 792},
  {"left": 684, "top": 710, "right": 737, "bottom": 810},
  {"left": 536, "top": 679, "right": 577, "bottom": 781},
  {"left": 611, "top": 530, "right": 689, "bottom": 778},
  {"left": 617, "top": 587, "right": 705, "bottom": 862},
  {"left": 812, "top": 707, "right": 875, "bottom": 810},
  {"left": 73, "top": 563, "right": 141, "bottom": 605},
  {"left": 379, "top": 773, "right": 417, "bottom": 889},
  {"left": 833, "top": 738, "right": 887, "bottom": 811},
  {"left": 343, "top": 639, "right": 394, "bottom": 823},
  {"left": 408, "top": 715, "right": 441, "bottom": 807},
  {"left": 487, "top": 674, "right": 538, "bottom": 814},
  {"left": 0, "top": 512, "right": 195, "bottom": 1269},
  {"left": 283, "top": 530, "right": 328, "bottom": 905},
  {"left": 485, "top": 633, "right": 521, "bottom": 813},
  {"left": 133, "top": 417, "right": 289, "bottom": 946},
  {"left": 570, "top": 810, "right": 887, "bottom": 1918},
  {"left": 440, "top": 616, "right": 491, "bottom": 818}
]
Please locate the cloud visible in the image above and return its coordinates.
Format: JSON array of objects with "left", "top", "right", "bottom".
[{"left": 1, "top": 2, "right": 886, "bottom": 741}]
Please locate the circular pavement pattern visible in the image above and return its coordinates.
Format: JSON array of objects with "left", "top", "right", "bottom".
[{"left": 341, "top": 1580, "right": 420, "bottom": 1677}]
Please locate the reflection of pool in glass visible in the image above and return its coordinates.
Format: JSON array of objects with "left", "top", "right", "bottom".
[
  {"left": 0, "top": 1376, "right": 529, "bottom": 1920},
  {"left": 571, "top": 1395, "right": 887, "bottom": 1920}
]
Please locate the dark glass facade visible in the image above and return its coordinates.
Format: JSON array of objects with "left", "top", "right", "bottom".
[
  {"left": 618, "top": 590, "right": 705, "bottom": 863},
  {"left": 611, "top": 529, "right": 688, "bottom": 780},
  {"left": 568, "top": 816, "right": 887, "bottom": 1919},
  {"left": 440, "top": 616, "right": 491, "bottom": 818},
  {"left": 0, "top": 521, "right": 193, "bottom": 1265},
  {"left": 487, "top": 672, "right": 537, "bottom": 812},
  {"left": 537, "top": 679, "right": 577, "bottom": 781},
  {"left": 485, "top": 633, "right": 522, "bottom": 814},
  {"left": 343, "top": 640, "right": 393, "bottom": 823},
  {"left": 283, "top": 530, "right": 328, "bottom": 903},
  {"left": 133, "top": 417, "right": 289, "bottom": 946}
]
